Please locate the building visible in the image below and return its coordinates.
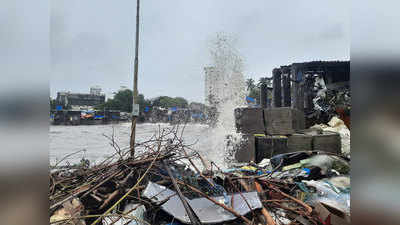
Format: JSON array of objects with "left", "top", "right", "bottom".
[
  {"left": 90, "top": 86, "right": 102, "bottom": 95},
  {"left": 56, "top": 88, "right": 105, "bottom": 110},
  {"left": 204, "top": 66, "right": 218, "bottom": 106},
  {"left": 269, "top": 60, "right": 350, "bottom": 127},
  {"left": 270, "top": 61, "right": 349, "bottom": 110}
]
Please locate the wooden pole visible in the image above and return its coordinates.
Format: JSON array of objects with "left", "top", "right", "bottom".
[{"left": 130, "top": 0, "right": 140, "bottom": 158}]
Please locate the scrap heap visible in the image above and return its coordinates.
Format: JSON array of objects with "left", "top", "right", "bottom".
[
  {"left": 49, "top": 61, "right": 350, "bottom": 225},
  {"left": 49, "top": 123, "right": 350, "bottom": 225}
]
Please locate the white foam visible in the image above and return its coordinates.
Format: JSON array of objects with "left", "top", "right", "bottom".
[{"left": 204, "top": 34, "right": 247, "bottom": 169}]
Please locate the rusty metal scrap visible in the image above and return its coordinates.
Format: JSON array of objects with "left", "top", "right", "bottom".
[{"left": 49, "top": 125, "right": 335, "bottom": 225}]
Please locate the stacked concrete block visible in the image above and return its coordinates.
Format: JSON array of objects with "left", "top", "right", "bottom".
[
  {"left": 234, "top": 108, "right": 265, "bottom": 134},
  {"left": 264, "top": 107, "right": 305, "bottom": 135},
  {"left": 233, "top": 107, "right": 266, "bottom": 163},
  {"left": 254, "top": 135, "right": 288, "bottom": 163},
  {"left": 234, "top": 134, "right": 256, "bottom": 163},
  {"left": 312, "top": 131, "right": 341, "bottom": 154},
  {"left": 287, "top": 133, "right": 313, "bottom": 152}
]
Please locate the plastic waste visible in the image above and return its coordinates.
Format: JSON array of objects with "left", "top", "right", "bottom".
[
  {"left": 257, "top": 158, "right": 271, "bottom": 168},
  {"left": 271, "top": 167, "right": 321, "bottom": 181},
  {"left": 270, "top": 152, "right": 313, "bottom": 168},
  {"left": 271, "top": 208, "right": 292, "bottom": 224},
  {"left": 205, "top": 178, "right": 230, "bottom": 206},
  {"left": 302, "top": 154, "right": 350, "bottom": 175},
  {"left": 103, "top": 204, "right": 146, "bottom": 225},
  {"left": 240, "top": 165, "right": 258, "bottom": 172},
  {"left": 303, "top": 177, "right": 350, "bottom": 215}
]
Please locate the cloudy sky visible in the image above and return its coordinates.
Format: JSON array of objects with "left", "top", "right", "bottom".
[{"left": 51, "top": 0, "right": 349, "bottom": 103}]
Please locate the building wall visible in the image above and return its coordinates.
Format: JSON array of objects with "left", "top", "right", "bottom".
[
  {"left": 90, "top": 86, "right": 102, "bottom": 95},
  {"left": 56, "top": 92, "right": 105, "bottom": 108},
  {"left": 204, "top": 66, "right": 217, "bottom": 106}
]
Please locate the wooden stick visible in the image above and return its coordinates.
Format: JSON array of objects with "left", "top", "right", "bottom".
[
  {"left": 255, "top": 181, "right": 277, "bottom": 225},
  {"left": 90, "top": 150, "right": 161, "bottom": 225},
  {"left": 267, "top": 184, "right": 312, "bottom": 215},
  {"left": 81, "top": 169, "right": 122, "bottom": 198},
  {"left": 99, "top": 190, "right": 120, "bottom": 210}
]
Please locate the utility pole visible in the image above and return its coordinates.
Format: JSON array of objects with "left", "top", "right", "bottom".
[{"left": 130, "top": 0, "right": 140, "bottom": 158}]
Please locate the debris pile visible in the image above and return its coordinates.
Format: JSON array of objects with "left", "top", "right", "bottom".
[{"left": 50, "top": 125, "right": 350, "bottom": 225}]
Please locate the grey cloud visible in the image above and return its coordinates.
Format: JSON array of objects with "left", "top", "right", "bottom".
[
  {"left": 50, "top": 0, "right": 349, "bottom": 103},
  {"left": 320, "top": 23, "right": 345, "bottom": 40}
]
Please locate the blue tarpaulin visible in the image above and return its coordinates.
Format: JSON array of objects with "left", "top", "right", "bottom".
[
  {"left": 296, "top": 70, "right": 303, "bottom": 81},
  {"left": 246, "top": 96, "right": 256, "bottom": 103},
  {"left": 144, "top": 106, "right": 150, "bottom": 112},
  {"left": 170, "top": 107, "right": 177, "bottom": 112},
  {"left": 94, "top": 115, "right": 104, "bottom": 119},
  {"left": 191, "top": 113, "right": 203, "bottom": 118},
  {"left": 56, "top": 105, "right": 63, "bottom": 111}
]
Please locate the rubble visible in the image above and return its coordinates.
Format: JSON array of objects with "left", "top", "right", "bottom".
[
  {"left": 49, "top": 124, "right": 350, "bottom": 225},
  {"left": 142, "top": 182, "right": 262, "bottom": 224}
]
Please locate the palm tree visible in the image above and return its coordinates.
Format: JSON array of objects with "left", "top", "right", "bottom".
[
  {"left": 257, "top": 77, "right": 272, "bottom": 88},
  {"left": 246, "top": 78, "right": 256, "bottom": 91}
]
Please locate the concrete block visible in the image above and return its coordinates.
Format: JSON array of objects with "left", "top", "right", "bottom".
[
  {"left": 254, "top": 135, "right": 288, "bottom": 163},
  {"left": 264, "top": 107, "right": 305, "bottom": 135},
  {"left": 234, "top": 134, "right": 256, "bottom": 163},
  {"left": 312, "top": 131, "right": 341, "bottom": 154},
  {"left": 234, "top": 107, "right": 265, "bottom": 134},
  {"left": 287, "top": 133, "right": 313, "bottom": 152}
]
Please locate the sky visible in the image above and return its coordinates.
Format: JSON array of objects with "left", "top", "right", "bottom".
[{"left": 50, "top": 0, "right": 350, "bottom": 103}]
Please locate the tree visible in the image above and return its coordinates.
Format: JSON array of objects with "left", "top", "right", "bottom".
[
  {"left": 248, "top": 87, "right": 259, "bottom": 101},
  {"left": 246, "top": 78, "right": 256, "bottom": 91},
  {"left": 245, "top": 77, "right": 273, "bottom": 104},
  {"left": 50, "top": 97, "right": 57, "bottom": 110},
  {"left": 96, "top": 89, "right": 134, "bottom": 112},
  {"left": 246, "top": 78, "right": 259, "bottom": 103},
  {"left": 95, "top": 90, "right": 189, "bottom": 113},
  {"left": 112, "top": 89, "right": 133, "bottom": 112},
  {"left": 152, "top": 96, "right": 171, "bottom": 108},
  {"left": 174, "top": 97, "right": 188, "bottom": 108},
  {"left": 257, "top": 77, "right": 272, "bottom": 88},
  {"left": 137, "top": 94, "right": 151, "bottom": 113},
  {"left": 152, "top": 96, "right": 189, "bottom": 108}
]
